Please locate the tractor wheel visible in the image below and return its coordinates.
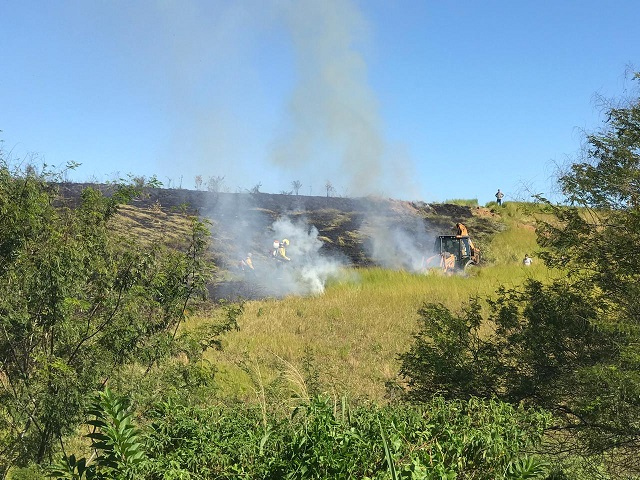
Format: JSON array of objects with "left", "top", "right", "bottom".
[{"left": 464, "top": 260, "right": 478, "bottom": 274}]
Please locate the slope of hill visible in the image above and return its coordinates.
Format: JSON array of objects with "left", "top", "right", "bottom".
[{"left": 59, "top": 183, "right": 506, "bottom": 299}]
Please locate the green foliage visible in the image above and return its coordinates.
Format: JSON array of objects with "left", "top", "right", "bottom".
[
  {"left": 7, "top": 465, "right": 46, "bottom": 480},
  {"left": 399, "top": 267, "right": 636, "bottom": 476},
  {"left": 378, "top": 418, "right": 399, "bottom": 480},
  {"left": 504, "top": 456, "right": 548, "bottom": 479},
  {"left": 141, "top": 399, "right": 270, "bottom": 479},
  {"left": 399, "top": 298, "right": 499, "bottom": 400},
  {"left": 535, "top": 77, "right": 640, "bottom": 475},
  {"left": 48, "top": 388, "right": 145, "bottom": 480},
  {"left": 111, "top": 299, "right": 243, "bottom": 411},
  {"left": 135, "top": 395, "right": 549, "bottom": 479},
  {"left": 400, "top": 74, "right": 640, "bottom": 477},
  {"left": 0, "top": 156, "right": 218, "bottom": 471}
]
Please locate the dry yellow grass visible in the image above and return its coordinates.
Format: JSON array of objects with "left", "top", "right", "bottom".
[
  {"left": 179, "top": 201, "right": 560, "bottom": 404},
  {"left": 112, "top": 203, "right": 195, "bottom": 249},
  {"left": 204, "top": 258, "right": 557, "bottom": 404}
]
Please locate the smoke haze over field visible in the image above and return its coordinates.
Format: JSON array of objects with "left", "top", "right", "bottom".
[
  {"left": 228, "top": 215, "right": 349, "bottom": 298},
  {"left": 76, "top": 0, "right": 420, "bottom": 200},
  {"left": 202, "top": 192, "right": 456, "bottom": 298},
  {"left": 360, "top": 201, "right": 441, "bottom": 273},
  {"left": 268, "top": 216, "right": 349, "bottom": 295},
  {"left": 364, "top": 219, "right": 434, "bottom": 273},
  {"left": 269, "top": 0, "right": 418, "bottom": 198},
  {"left": 204, "top": 195, "right": 351, "bottom": 298},
  {"left": 158, "top": 0, "right": 435, "bottom": 295}
]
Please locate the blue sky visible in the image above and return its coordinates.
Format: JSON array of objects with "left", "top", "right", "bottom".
[{"left": 2, "top": 0, "right": 639, "bottom": 205}]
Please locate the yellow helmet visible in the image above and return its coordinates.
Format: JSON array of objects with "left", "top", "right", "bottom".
[{"left": 281, "top": 239, "right": 290, "bottom": 246}]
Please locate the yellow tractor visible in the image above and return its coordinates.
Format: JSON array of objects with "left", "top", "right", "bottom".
[{"left": 422, "top": 223, "right": 480, "bottom": 274}]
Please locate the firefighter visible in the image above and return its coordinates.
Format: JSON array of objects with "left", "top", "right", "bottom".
[
  {"left": 236, "top": 252, "right": 255, "bottom": 276},
  {"left": 242, "top": 253, "right": 255, "bottom": 271},
  {"left": 276, "top": 239, "right": 290, "bottom": 263},
  {"left": 455, "top": 223, "right": 468, "bottom": 236}
]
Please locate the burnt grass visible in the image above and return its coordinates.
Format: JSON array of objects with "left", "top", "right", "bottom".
[{"left": 60, "top": 184, "right": 504, "bottom": 299}]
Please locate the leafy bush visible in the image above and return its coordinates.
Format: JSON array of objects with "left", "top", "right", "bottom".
[
  {"left": 400, "top": 73, "right": 640, "bottom": 477},
  {"left": 136, "top": 395, "right": 549, "bottom": 479},
  {"left": 48, "top": 388, "right": 145, "bottom": 480},
  {"left": 0, "top": 157, "right": 223, "bottom": 471}
]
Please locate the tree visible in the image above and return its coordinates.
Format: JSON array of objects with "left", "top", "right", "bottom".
[
  {"left": 291, "top": 180, "right": 302, "bottom": 195},
  {"left": 0, "top": 157, "right": 225, "bottom": 471},
  {"left": 399, "top": 74, "right": 640, "bottom": 476},
  {"left": 206, "top": 175, "right": 225, "bottom": 193},
  {"left": 194, "top": 175, "right": 203, "bottom": 190},
  {"left": 130, "top": 175, "right": 146, "bottom": 188},
  {"left": 325, "top": 180, "right": 334, "bottom": 198}
]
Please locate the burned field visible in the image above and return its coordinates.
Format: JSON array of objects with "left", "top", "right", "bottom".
[{"left": 60, "top": 184, "right": 503, "bottom": 299}]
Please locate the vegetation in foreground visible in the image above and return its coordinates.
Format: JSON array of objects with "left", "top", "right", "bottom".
[
  {"left": 46, "top": 388, "right": 550, "bottom": 480},
  {"left": 3, "top": 74, "right": 640, "bottom": 479},
  {"left": 400, "top": 76, "right": 640, "bottom": 478}
]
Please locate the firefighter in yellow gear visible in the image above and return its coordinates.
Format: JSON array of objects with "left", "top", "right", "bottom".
[
  {"left": 241, "top": 253, "right": 254, "bottom": 270},
  {"left": 275, "top": 239, "right": 290, "bottom": 262},
  {"left": 273, "top": 238, "right": 291, "bottom": 264}
]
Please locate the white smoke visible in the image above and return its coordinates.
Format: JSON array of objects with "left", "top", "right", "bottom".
[
  {"left": 366, "top": 224, "right": 428, "bottom": 272},
  {"left": 203, "top": 195, "right": 350, "bottom": 299},
  {"left": 360, "top": 200, "right": 439, "bottom": 273},
  {"left": 270, "top": 0, "right": 387, "bottom": 197},
  {"left": 266, "top": 216, "right": 348, "bottom": 296}
]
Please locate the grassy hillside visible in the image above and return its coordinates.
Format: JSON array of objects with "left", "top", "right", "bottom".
[
  {"left": 103, "top": 190, "right": 552, "bottom": 404},
  {"left": 193, "top": 201, "right": 554, "bottom": 403},
  {"left": 204, "top": 265, "right": 554, "bottom": 403},
  {"left": 8, "top": 183, "right": 573, "bottom": 477}
]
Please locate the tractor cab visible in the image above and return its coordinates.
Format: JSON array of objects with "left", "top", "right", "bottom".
[{"left": 428, "top": 235, "right": 480, "bottom": 273}]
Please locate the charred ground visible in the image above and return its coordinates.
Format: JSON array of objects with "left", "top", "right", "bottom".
[{"left": 60, "top": 184, "right": 504, "bottom": 299}]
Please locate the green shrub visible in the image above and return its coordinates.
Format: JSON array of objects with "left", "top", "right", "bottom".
[
  {"left": 7, "top": 465, "right": 46, "bottom": 480},
  {"left": 137, "top": 395, "right": 549, "bottom": 479}
]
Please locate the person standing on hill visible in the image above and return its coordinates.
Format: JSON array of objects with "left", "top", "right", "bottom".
[
  {"left": 523, "top": 254, "right": 532, "bottom": 266},
  {"left": 495, "top": 189, "right": 504, "bottom": 206}
]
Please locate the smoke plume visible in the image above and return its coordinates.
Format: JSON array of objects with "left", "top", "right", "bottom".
[
  {"left": 360, "top": 201, "right": 438, "bottom": 273},
  {"left": 203, "top": 194, "right": 349, "bottom": 298}
]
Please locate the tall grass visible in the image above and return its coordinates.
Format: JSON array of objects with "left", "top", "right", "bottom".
[
  {"left": 481, "top": 202, "right": 546, "bottom": 265},
  {"left": 205, "top": 269, "right": 555, "bottom": 403},
  {"left": 199, "top": 204, "right": 558, "bottom": 404}
]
